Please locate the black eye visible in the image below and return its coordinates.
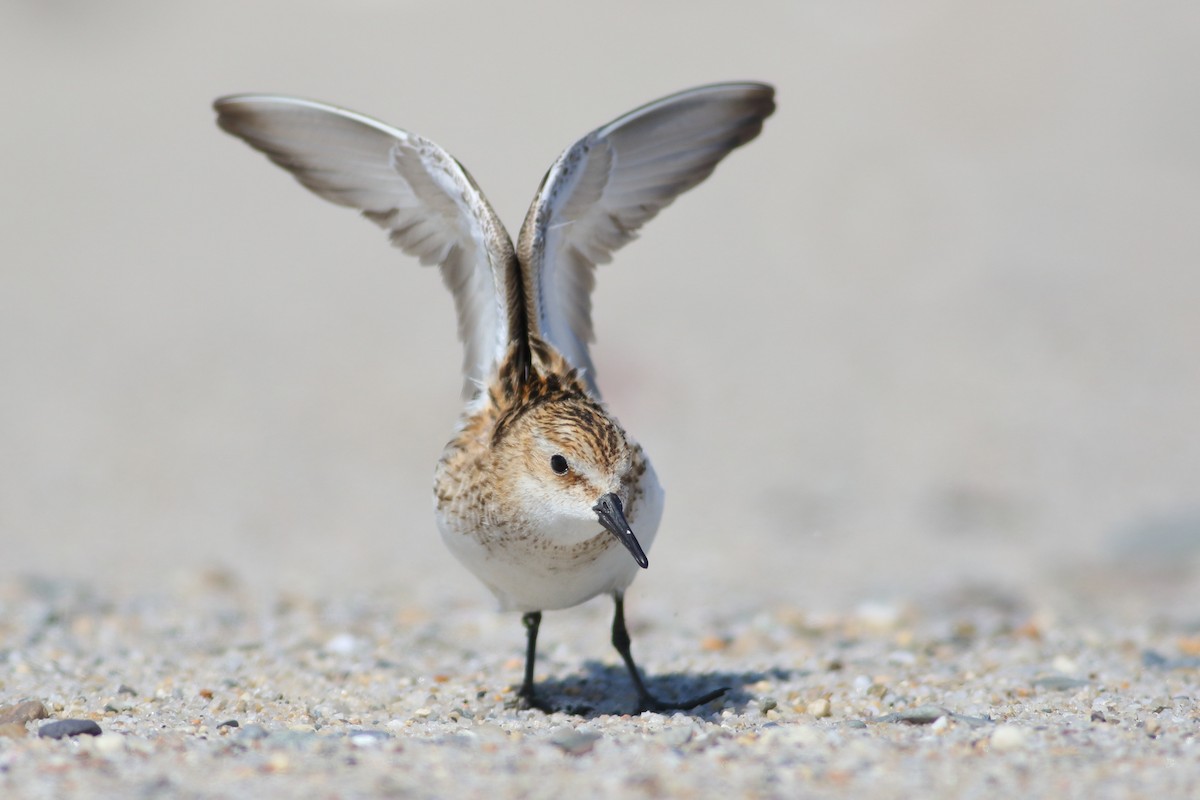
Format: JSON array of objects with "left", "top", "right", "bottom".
[{"left": 550, "top": 454, "right": 569, "bottom": 475}]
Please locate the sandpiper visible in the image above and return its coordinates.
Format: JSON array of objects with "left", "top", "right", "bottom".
[{"left": 214, "top": 83, "right": 775, "bottom": 713}]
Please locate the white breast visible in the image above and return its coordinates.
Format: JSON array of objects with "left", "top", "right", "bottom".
[{"left": 437, "top": 459, "right": 664, "bottom": 612}]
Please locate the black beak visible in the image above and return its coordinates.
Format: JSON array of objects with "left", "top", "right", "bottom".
[{"left": 593, "top": 493, "right": 648, "bottom": 569}]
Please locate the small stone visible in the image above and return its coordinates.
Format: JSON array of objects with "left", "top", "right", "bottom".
[
  {"left": 1091, "top": 711, "right": 1107, "bottom": 723},
  {"left": 760, "top": 697, "right": 778, "bottom": 713},
  {"left": 1051, "top": 656, "right": 1079, "bottom": 675},
  {"left": 1141, "top": 650, "right": 1200, "bottom": 670},
  {"left": 239, "top": 724, "right": 270, "bottom": 740},
  {"left": 990, "top": 724, "right": 1027, "bottom": 750},
  {"left": 94, "top": 733, "right": 125, "bottom": 755},
  {"left": 0, "top": 723, "right": 29, "bottom": 739},
  {"left": 216, "top": 720, "right": 239, "bottom": 729},
  {"left": 271, "top": 730, "right": 318, "bottom": 748},
  {"left": 39, "top": 719, "right": 102, "bottom": 739},
  {"left": 1145, "top": 718, "right": 1161, "bottom": 737},
  {"left": 349, "top": 730, "right": 390, "bottom": 747},
  {"left": 659, "top": 726, "right": 695, "bottom": 748},
  {"left": 856, "top": 601, "right": 902, "bottom": 629},
  {"left": 1142, "top": 650, "right": 1169, "bottom": 668},
  {"left": 951, "top": 714, "right": 993, "bottom": 729},
  {"left": 878, "top": 705, "right": 949, "bottom": 725},
  {"left": 0, "top": 700, "right": 48, "bottom": 726},
  {"left": 807, "top": 698, "right": 832, "bottom": 718},
  {"left": 548, "top": 728, "right": 601, "bottom": 755},
  {"left": 117, "top": 684, "right": 138, "bottom": 696},
  {"left": 1033, "top": 675, "right": 1088, "bottom": 691},
  {"left": 324, "top": 633, "right": 360, "bottom": 655}
]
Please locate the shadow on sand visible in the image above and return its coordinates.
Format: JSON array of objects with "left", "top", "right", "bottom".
[{"left": 521, "top": 662, "right": 799, "bottom": 718}]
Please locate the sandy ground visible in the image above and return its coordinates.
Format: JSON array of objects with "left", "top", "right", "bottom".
[{"left": 2, "top": 2, "right": 1199, "bottom": 797}]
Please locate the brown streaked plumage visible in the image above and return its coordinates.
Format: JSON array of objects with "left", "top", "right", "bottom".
[
  {"left": 434, "top": 337, "right": 651, "bottom": 605},
  {"left": 213, "top": 82, "right": 774, "bottom": 713}
]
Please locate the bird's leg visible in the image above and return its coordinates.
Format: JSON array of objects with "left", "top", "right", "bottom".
[
  {"left": 611, "top": 593, "right": 729, "bottom": 714},
  {"left": 514, "top": 611, "right": 554, "bottom": 712}
]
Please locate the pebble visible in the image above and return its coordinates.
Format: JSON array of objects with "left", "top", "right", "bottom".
[
  {"left": 548, "top": 728, "right": 601, "bottom": 755},
  {"left": 324, "top": 633, "right": 360, "bottom": 655},
  {"left": 1033, "top": 675, "right": 1089, "bottom": 691},
  {"left": 877, "top": 705, "right": 950, "bottom": 725},
  {"left": 94, "top": 733, "right": 125, "bottom": 754},
  {"left": 856, "top": 601, "right": 902, "bottom": 629},
  {"left": 990, "top": 724, "right": 1027, "bottom": 750},
  {"left": 1051, "top": 656, "right": 1079, "bottom": 675},
  {"left": 949, "top": 714, "right": 993, "bottom": 729},
  {"left": 1142, "top": 650, "right": 1168, "bottom": 667},
  {"left": 659, "top": 725, "right": 696, "bottom": 748},
  {"left": 807, "top": 698, "right": 832, "bottom": 718},
  {"left": 1142, "top": 650, "right": 1200, "bottom": 670},
  {"left": 217, "top": 719, "right": 239, "bottom": 728},
  {"left": 0, "top": 723, "right": 29, "bottom": 739},
  {"left": 238, "top": 724, "right": 270, "bottom": 740},
  {"left": 350, "top": 731, "right": 390, "bottom": 747},
  {"left": 271, "top": 730, "right": 321, "bottom": 748},
  {"left": 38, "top": 719, "right": 103, "bottom": 739},
  {"left": 0, "top": 700, "right": 48, "bottom": 725}
]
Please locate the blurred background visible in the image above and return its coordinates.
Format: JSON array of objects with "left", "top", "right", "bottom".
[{"left": 2, "top": 1, "right": 1197, "bottom": 620}]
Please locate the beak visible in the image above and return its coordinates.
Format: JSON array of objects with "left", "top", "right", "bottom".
[{"left": 593, "top": 493, "right": 649, "bottom": 569}]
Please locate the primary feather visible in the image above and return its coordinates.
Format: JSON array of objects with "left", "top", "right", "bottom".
[
  {"left": 516, "top": 83, "right": 775, "bottom": 394},
  {"left": 213, "top": 84, "right": 775, "bottom": 398},
  {"left": 213, "top": 95, "right": 518, "bottom": 398}
]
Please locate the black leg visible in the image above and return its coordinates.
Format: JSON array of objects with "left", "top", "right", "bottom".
[
  {"left": 611, "top": 593, "right": 729, "bottom": 714},
  {"left": 514, "top": 611, "right": 550, "bottom": 711}
]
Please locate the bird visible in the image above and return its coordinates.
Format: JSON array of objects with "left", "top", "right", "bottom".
[{"left": 213, "top": 82, "right": 775, "bottom": 713}]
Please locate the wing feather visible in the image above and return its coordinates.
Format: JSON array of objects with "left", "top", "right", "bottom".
[
  {"left": 516, "top": 83, "right": 775, "bottom": 394},
  {"left": 214, "top": 95, "right": 516, "bottom": 398}
]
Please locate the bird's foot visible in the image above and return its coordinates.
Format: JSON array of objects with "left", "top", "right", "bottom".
[
  {"left": 635, "top": 686, "right": 730, "bottom": 715},
  {"left": 509, "top": 689, "right": 591, "bottom": 716}
]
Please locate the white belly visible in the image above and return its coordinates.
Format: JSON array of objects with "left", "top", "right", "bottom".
[{"left": 437, "top": 461, "right": 664, "bottom": 612}]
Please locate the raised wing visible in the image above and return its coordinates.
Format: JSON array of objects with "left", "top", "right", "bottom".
[
  {"left": 516, "top": 83, "right": 775, "bottom": 394},
  {"left": 214, "top": 95, "right": 518, "bottom": 398}
]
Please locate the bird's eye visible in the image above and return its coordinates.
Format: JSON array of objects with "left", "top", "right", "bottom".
[{"left": 550, "top": 454, "right": 569, "bottom": 475}]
